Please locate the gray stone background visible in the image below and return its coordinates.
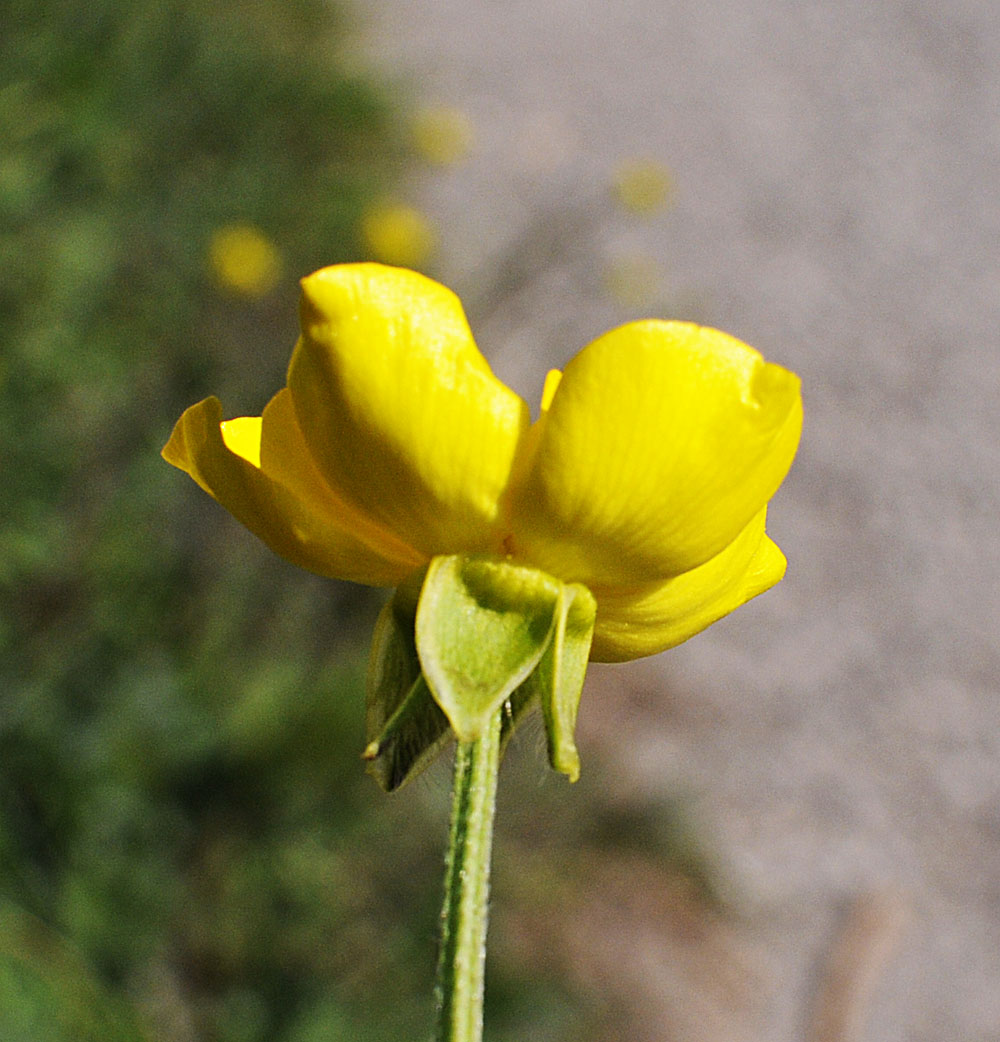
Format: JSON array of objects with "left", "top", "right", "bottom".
[{"left": 363, "top": 1, "right": 999, "bottom": 1039}]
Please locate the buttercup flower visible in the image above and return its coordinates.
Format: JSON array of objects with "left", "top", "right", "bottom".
[{"left": 164, "top": 263, "right": 801, "bottom": 664}]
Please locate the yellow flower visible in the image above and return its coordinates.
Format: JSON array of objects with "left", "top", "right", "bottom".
[
  {"left": 164, "top": 263, "right": 801, "bottom": 662},
  {"left": 612, "top": 158, "right": 673, "bottom": 216},
  {"left": 208, "top": 223, "right": 282, "bottom": 297}
]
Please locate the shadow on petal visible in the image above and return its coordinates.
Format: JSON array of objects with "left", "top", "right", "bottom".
[
  {"left": 589, "top": 510, "right": 786, "bottom": 662},
  {"left": 163, "top": 395, "right": 422, "bottom": 586}
]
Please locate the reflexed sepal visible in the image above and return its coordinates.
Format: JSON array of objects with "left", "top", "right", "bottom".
[
  {"left": 502, "top": 582, "right": 595, "bottom": 781},
  {"left": 415, "top": 555, "right": 563, "bottom": 742},
  {"left": 533, "top": 582, "right": 595, "bottom": 781},
  {"left": 363, "top": 673, "right": 451, "bottom": 792},
  {"left": 364, "top": 572, "right": 452, "bottom": 791}
]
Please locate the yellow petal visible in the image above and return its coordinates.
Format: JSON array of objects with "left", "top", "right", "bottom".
[
  {"left": 162, "top": 394, "right": 423, "bottom": 586},
  {"left": 589, "top": 509, "right": 786, "bottom": 662},
  {"left": 288, "top": 264, "right": 530, "bottom": 558},
  {"left": 510, "top": 320, "right": 802, "bottom": 586},
  {"left": 540, "top": 368, "right": 562, "bottom": 412},
  {"left": 220, "top": 416, "right": 262, "bottom": 467}
]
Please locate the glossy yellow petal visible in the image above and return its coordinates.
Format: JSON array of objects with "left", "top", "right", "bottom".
[
  {"left": 162, "top": 394, "right": 423, "bottom": 586},
  {"left": 589, "top": 509, "right": 786, "bottom": 662},
  {"left": 220, "top": 416, "right": 262, "bottom": 467},
  {"left": 540, "top": 369, "right": 562, "bottom": 411},
  {"left": 510, "top": 320, "right": 801, "bottom": 586},
  {"left": 259, "top": 389, "right": 426, "bottom": 569},
  {"left": 288, "top": 264, "right": 530, "bottom": 558}
]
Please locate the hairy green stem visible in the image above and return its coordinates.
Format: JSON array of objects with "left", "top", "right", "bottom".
[{"left": 434, "top": 709, "right": 502, "bottom": 1042}]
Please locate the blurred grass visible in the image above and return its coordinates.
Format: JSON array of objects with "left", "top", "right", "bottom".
[{"left": 0, "top": 3, "right": 719, "bottom": 1038}]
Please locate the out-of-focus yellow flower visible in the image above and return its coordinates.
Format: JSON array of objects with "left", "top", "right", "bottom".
[
  {"left": 412, "top": 105, "right": 474, "bottom": 166},
  {"left": 208, "top": 223, "right": 281, "bottom": 297},
  {"left": 361, "top": 203, "right": 435, "bottom": 268},
  {"left": 613, "top": 158, "right": 673, "bottom": 216},
  {"left": 164, "top": 264, "right": 801, "bottom": 661}
]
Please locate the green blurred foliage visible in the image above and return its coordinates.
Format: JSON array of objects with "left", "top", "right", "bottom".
[{"left": 0, "top": 900, "right": 154, "bottom": 1042}]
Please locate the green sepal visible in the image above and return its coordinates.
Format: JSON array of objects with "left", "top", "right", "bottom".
[
  {"left": 364, "top": 571, "right": 451, "bottom": 792},
  {"left": 363, "top": 672, "right": 451, "bottom": 792},
  {"left": 534, "top": 582, "right": 596, "bottom": 782},
  {"left": 365, "top": 584, "right": 420, "bottom": 731},
  {"left": 497, "top": 583, "right": 596, "bottom": 780},
  {"left": 366, "top": 557, "right": 597, "bottom": 786},
  {"left": 415, "top": 555, "right": 562, "bottom": 742}
]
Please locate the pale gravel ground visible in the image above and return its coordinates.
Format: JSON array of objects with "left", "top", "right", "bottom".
[{"left": 360, "top": 1, "right": 1000, "bottom": 1038}]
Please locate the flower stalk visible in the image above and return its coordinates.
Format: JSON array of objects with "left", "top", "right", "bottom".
[{"left": 434, "top": 707, "right": 503, "bottom": 1042}]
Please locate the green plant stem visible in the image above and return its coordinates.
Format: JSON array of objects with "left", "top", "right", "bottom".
[{"left": 434, "top": 708, "right": 503, "bottom": 1042}]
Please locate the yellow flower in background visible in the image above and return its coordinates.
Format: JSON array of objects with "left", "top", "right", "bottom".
[
  {"left": 412, "top": 105, "right": 474, "bottom": 166},
  {"left": 164, "top": 263, "right": 801, "bottom": 662},
  {"left": 361, "top": 203, "right": 435, "bottom": 268},
  {"left": 613, "top": 158, "right": 673, "bottom": 216},
  {"left": 209, "top": 223, "right": 282, "bottom": 297}
]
